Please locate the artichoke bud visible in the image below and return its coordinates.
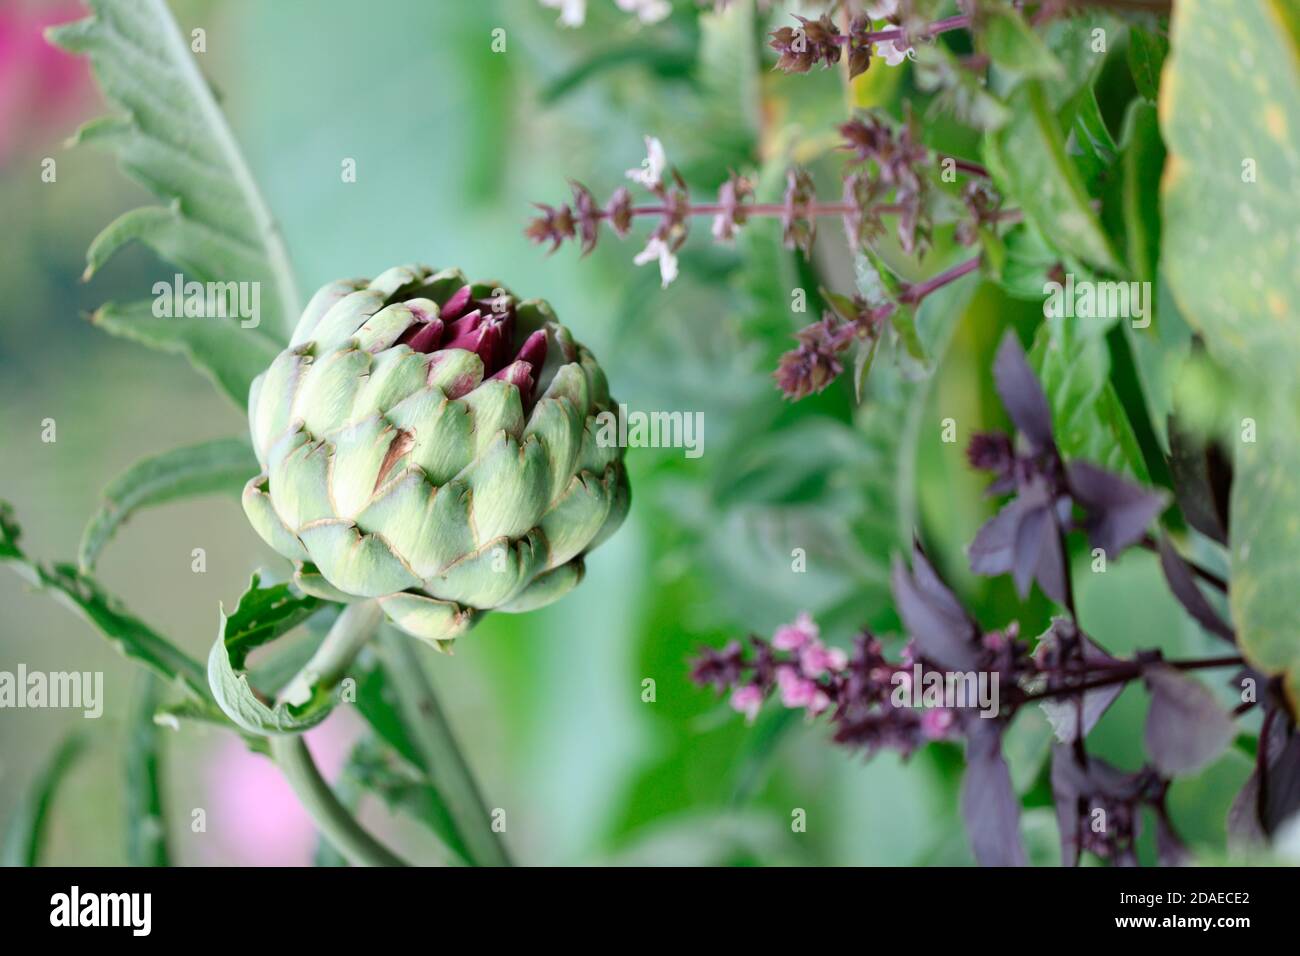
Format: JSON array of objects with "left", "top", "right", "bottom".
[{"left": 244, "top": 265, "right": 630, "bottom": 647}]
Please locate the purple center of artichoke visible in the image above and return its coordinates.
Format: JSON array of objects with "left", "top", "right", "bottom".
[{"left": 394, "top": 284, "right": 548, "bottom": 401}]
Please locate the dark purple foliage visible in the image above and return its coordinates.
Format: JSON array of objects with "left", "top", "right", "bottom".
[
  {"left": 961, "top": 719, "right": 1027, "bottom": 866},
  {"left": 1142, "top": 664, "right": 1234, "bottom": 776}
]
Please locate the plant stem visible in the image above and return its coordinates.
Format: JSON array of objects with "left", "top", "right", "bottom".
[
  {"left": 378, "top": 627, "right": 513, "bottom": 867},
  {"left": 280, "top": 600, "right": 382, "bottom": 708},
  {"left": 899, "top": 255, "right": 982, "bottom": 304},
  {"left": 269, "top": 734, "right": 407, "bottom": 867},
  {"left": 1018, "top": 655, "right": 1244, "bottom": 703}
]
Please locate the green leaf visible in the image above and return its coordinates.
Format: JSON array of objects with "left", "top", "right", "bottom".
[
  {"left": 90, "top": 300, "right": 280, "bottom": 409},
  {"left": 985, "top": 81, "right": 1124, "bottom": 274},
  {"left": 335, "top": 734, "right": 470, "bottom": 865},
  {"left": 993, "top": 221, "right": 1059, "bottom": 300},
  {"left": 1230, "top": 401, "right": 1300, "bottom": 710},
  {"left": 0, "top": 502, "right": 210, "bottom": 700},
  {"left": 1030, "top": 318, "right": 1148, "bottom": 479},
  {"left": 1118, "top": 100, "right": 1165, "bottom": 285},
  {"left": 914, "top": 42, "right": 1012, "bottom": 132},
  {"left": 79, "top": 437, "right": 258, "bottom": 572},
  {"left": 125, "top": 675, "right": 170, "bottom": 866},
  {"left": 48, "top": 0, "right": 300, "bottom": 357},
  {"left": 207, "top": 575, "right": 327, "bottom": 736},
  {"left": 1, "top": 734, "right": 86, "bottom": 867},
  {"left": 977, "top": 2, "right": 1063, "bottom": 83},
  {"left": 1159, "top": 0, "right": 1300, "bottom": 383},
  {"left": 1063, "top": 85, "right": 1118, "bottom": 193},
  {"left": 1127, "top": 22, "right": 1169, "bottom": 102}
]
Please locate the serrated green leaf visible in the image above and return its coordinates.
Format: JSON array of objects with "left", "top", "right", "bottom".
[
  {"left": 1, "top": 735, "right": 86, "bottom": 867},
  {"left": 47, "top": 0, "right": 300, "bottom": 345},
  {"left": 207, "top": 575, "right": 327, "bottom": 736},
  {"left": 79, "top": 437, "right": 258, "bottom": 572},
  {"left": 1, "top": 502, "right": 209, "bottom": 700},
  {"left": 91, "top": 300, "right": 281, "bottom": 409}
]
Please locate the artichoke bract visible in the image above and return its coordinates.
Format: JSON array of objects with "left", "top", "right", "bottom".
[{"left": 242, "top": 265, "right": 630, "bottom": 647}]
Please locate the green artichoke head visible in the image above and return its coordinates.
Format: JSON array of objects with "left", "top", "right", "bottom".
[{"left": 242, "top": 265, "right": 629, "bottom": 648}]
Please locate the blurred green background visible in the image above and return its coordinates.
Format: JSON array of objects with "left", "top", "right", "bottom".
[{"left": 0, "top": 0, "right": 1250, "bottom": 865}]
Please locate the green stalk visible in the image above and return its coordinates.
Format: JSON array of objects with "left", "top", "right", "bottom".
[
  {"left": 271, "top": 599, "right": 408, "bottom": 866},
  {"left": 280, "top": 600, "right": 381, "bottom": 708},
  {"left": 269, "top": 734, "right": 407, "bottom": 867},
  {"left": 378, "top": 627, "right": 513, "bottom": 867}
]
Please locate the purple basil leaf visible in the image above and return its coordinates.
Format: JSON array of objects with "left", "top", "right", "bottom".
[
  {"left": 992, "top": 331, "right": 1055, "bottom": 452},
  {"left": 961, "top": 720, "right": 1027, "bottom": 866},
  {"left": 1143, "top": 664, "right": 1234, "bottom": 775},
  {"left": 891, "top": 552, "right": 978, "bottom": 671},
  {"left": 1155, "top": 534, "right": 1235, "bottom": 645},
  {"left": 1050, "top": 746, "right": 1147, "bottom": 866},
  {"left": 1066, "top": 460, "right": 1167, "bottom": 557},
  {"left": 1226, "top": 712, "right": 1299, "bottom": 846},
  {"left": 1263, "top": 724, "right": 1300, "bottom": 836},
  {"left": 1011, "top": 503, "right": 1049, "bottom": 598},
  {"left": 1035, "top": 620, "right": 1124, "bottom": 744},
  {"left": 969, "top": 497, "right": 1022, "bottom": 577}
]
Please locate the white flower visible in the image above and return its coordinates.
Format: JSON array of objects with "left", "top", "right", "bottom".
[
  {"left": 540, "top": 0, "right": 587, "bottom": 27},
  {"left": 863, "top": 0, "right": 898, "bottom": 19},
  {"left": 616, "top": 0, "right": 672, "bottom": 24},
  {"left": 875, "top": 37, "right": 912, "bottom": 67},
  {"left": 633, "top": 237, "right": 679, "bottom": 287},
  {"left": 626, "top": 135, "right": 667, "bottom": 189}
]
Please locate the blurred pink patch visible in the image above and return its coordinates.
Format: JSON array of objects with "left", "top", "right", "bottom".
[
  {"left": 199, "top": 713, "right": 361, "bottom": 866},
  {"left": 0, "top": 1, "right": 93, "bottom": 165}
]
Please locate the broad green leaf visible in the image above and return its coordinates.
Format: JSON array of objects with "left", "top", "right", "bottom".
[
  {"left": 0, "top": 502, "right": 209, "bottom": 700},
  {"left": 985, "top": 81, "right": 1124, "bottom": 274},
  {"left": 1, "top": 735, "right": 86, "bottom": 867},
  {"left": 1159, "top": 0, "right": 1300, "bottom": 383},
  {"left": 48, "top": 0, "right": 300, "bottom": 381},
  {"left": 1230, "top": 402, "right": 1300, "bottom": 710},
  {"left": 125, "top": 674, "right": 170, "bottom": 866},
  {"left": 1030, "top": 318, "right": 1148, "bottom": 479},
  {"left": 79, "top": 437, "right": 258, "bottom": 572},
  {"left": 207, "top": 575, "right": 327, "bottom": 736},
  {"left": 1160, "top": 0, "right": 1300, "bottom": 707}
]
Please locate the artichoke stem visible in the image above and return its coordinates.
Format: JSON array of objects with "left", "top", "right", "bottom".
[
  {"left": 280, "top": 599, "right": 383, "bottom": 708},
  {"left": 269, "top": 734, "right": 407, "bottom": 867},
  {"left": 379, "top": 626, "right": 514, "bottom": 867}
]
